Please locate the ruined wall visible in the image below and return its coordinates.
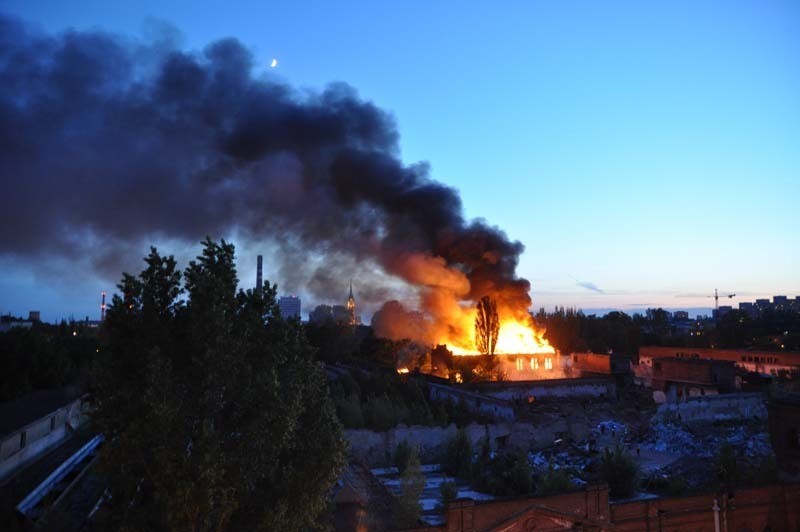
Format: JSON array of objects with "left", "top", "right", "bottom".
[
  {"left": 427, "top": 383, "right": 515, "bottom": 421},
  {"left": 571, "top": 352, "right": 613, "bottom": 374},
  {"left": 345, "top": 418, "right": 589, "bottom": 466},
  {"left": 652, "top": 392, "right": 766, "bottom": 424},
  {"left": 470, "top": 378, "right": 615, "bottom": 402}
]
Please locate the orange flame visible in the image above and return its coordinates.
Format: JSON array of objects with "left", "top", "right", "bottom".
[{"left": 447, "top": 317, "right": 555, "bottom": 356}]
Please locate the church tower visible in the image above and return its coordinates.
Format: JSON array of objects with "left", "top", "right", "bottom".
[{"left": 346, "top": 282, "right": 356, "bottom": 326}]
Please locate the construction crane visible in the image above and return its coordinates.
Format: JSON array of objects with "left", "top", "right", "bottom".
[{"left": 709, "top": 288, "right": 736, "bottom": 311}]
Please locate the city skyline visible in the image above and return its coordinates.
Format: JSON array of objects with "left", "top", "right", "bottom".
[{"left": 1, "top": 1, "right": 798, "bottom": 322}]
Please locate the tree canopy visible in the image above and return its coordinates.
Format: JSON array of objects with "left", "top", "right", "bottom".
[{"left": 91, "top": 239, "right": 346, "bottom": 531}]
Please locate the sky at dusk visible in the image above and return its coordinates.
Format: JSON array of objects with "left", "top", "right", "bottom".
[{"left": 1, "top": 0, "right": 798, "bottom": 322}]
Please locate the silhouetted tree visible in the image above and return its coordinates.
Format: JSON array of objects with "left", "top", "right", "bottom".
[
  {"left": 475, "top": 296, "right": 500, "bottom": 355},
  {"left": 443, "top": 428, "right": 473, "bottom": 479},
  {"left": 599, "top": 445, "right": 639, "bottom": 499},
  {"left": 717, "top": 443, "right": 738, "bottom": 492},
  {"left": 439, "top": 480, "right": 458, "bottom": 506},
  {"left": 395, "top": 445, "right": 425, "bottom": 527},
  {"left": 92, "top": 239, "right": 346, "bottom": 531}
]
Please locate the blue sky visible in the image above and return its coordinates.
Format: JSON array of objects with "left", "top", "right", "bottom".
[{"left": 2, "top": 0, "right": 799, "bottom": 321}]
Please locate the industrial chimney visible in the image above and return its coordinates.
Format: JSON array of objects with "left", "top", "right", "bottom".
[{"left": 256, "top": 255, "right": 263, "bottom": 295}]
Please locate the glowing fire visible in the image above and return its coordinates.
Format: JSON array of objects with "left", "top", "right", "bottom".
[{"left": 447, "top": 318, "right": 555, "bottom": 356}]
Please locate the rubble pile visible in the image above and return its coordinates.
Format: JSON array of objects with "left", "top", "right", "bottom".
[{"left": 643, "top": 420, "right": 772, "bottom": 458}]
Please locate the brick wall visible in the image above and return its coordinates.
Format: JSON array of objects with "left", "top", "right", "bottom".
[
  {"left": 407, "top": 483, "right": 800, "bottom": 531},
  {"left": 571, "top": 352, "right": 613, "bottom": 374}
]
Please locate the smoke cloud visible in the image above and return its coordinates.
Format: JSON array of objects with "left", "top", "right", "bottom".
[{"left": 0, "top": 14, "right": 533, "bottom": 345}]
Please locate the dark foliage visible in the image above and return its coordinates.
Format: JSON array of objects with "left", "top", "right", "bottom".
[
  {"left": 599, "top": 445, "right": 639, "bottom": 499},
  {"left": 394, "top": 440, "right": 415, "bottom": 474},
  {"left": 442, "top": 428, "right": 473, "bottom": 480},
  {"left": 0, "top": 323, "right": 99, "bottom": 402},
  {"left": 439, "top": 480, "right": 458, "bottom": 505},
  {"left": 328, "top": 368, "right": 492, "bottom": 430},
  {"left": 91, "top": 240, "right": 346, "bottom": 531},
  {"left": 471, "top": 451, "right": 532, "bottom": 497},
  {"left": 535, "top": 467, "right": 574, "bottom": 495}
]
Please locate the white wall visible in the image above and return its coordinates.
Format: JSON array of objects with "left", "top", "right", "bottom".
[{"left": 0, "top": 398, "right": 84, "bottom": 481}]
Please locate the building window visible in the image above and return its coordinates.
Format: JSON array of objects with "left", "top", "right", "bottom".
[
  {"left": 516, "top": 358, "right": 523, "bottom": 371},
  {"left": 20, "top": 431, "right": 26, "bottom": 449},
  {"left": 545, "top": 357, "right": 553, "bottom": 370},
  {"left": 50, "top": 416, "right": 56, "bottom": 432},
  {"left": 530, "top": 358, "right": 539, "bottom": 370}
]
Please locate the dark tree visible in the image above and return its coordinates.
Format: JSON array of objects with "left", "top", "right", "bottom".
[
  {"left": 443, "top": 428, "right": 473, "bottom": 479},
  {"left": 475, "top": 296, "right": 500, "bottom": 355},
  {"left": 92, "top": 239, "right": 346, "bottom": 531},
  {"left": 599, "top": 445, "right": 639, "bottom": 499}
]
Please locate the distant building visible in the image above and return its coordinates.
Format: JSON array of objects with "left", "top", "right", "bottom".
[
  {"left": 755, "top": 299, "right": 772, "bottom": 313},
  {"left": 571, "top": 352, "right": 631, "bottom": 377},
  {"left": 0, "top": 315, "right": 35, "bottom": 332},
  {"left": 332, "top": 305, "right": 351, "bottom": 324},
  {"left": 774, "top": 295, "right": 789, "bottom": 312},
  {"left": 713, "top": 305, "right": 732, "bottom": 319},
  {"left": 650, "top": 357, "right": 737, "bottom": 402},
  {"left": 639, "top": 346, "right": 800, "bottom": 377},
  {"left": 309, "top": 284, "right": 362, "bottom": 326},
  {"left": 309, "top": 304, "right": 333, "bottom": 324},
  {"left": 278, "top": 296, "right": 301, "bottom": 319},
  {"left": 739, "top": 301, "right": 757, "bottom": 318},
  {"left": 346, "top": 283, "right": 356, "bottom": 326},
  {"left": 672, "top": 311, "right": 689, "bottom": 321}
]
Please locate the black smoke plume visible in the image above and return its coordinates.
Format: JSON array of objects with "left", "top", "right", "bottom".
[{"left": 0, "top": 14, "right": 532, "bottom": 343}]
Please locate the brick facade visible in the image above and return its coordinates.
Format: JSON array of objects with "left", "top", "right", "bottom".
[{"left": 403, "top": 484, "right": 800, "bottom": 532}]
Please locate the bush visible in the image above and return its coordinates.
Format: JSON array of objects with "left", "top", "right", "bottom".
[
  {"left": 395, "top": 448, "right": 425, "bottom": 527},
  {"left": 536, "top": 466, "right": 573, "bottom": 495},
  {"left": 599, "top": 445, "right": 639, "bottom": 499},
  {"left": 440, "top": 480, "right": 458, "bottom": 506},
  {"left": 363, "top": 395, "right": 397, "bottom": 431},
  {"left": 471, "top": 451, "right": 532, "bottom": 497},
  {"left": 335, "top": 395, "right": 364, "bottom": 428},
  {"left": 394, "top": 440, "right": 414, "bottom": 474},
  {"left": 442, "top": 428, "right": 473, "bottom": 479}
]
